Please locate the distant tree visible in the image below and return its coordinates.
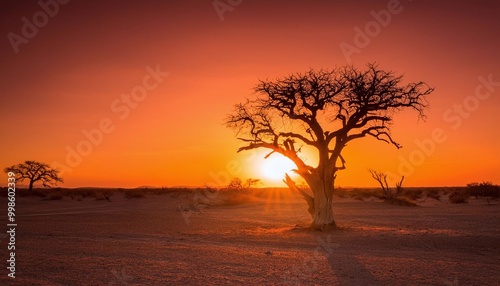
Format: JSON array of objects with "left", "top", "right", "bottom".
[
  {"left": 466, "top": 181, "right": 499, "bottom": 204},
  {"left": 227, "top": 177, "right": 244, "bottom": 190},
  {"left": 244, "top": 178, "right": 261, "bottom": 189},
  {"left": 226, "top": 64, "right": 433, "bottom": 230},
  {"left": 4, "top": 161, "right": 63, "bottom": 192},
  {"left": 227, "top": 177, "right": 262, "bottom": 190},
  {"left": 369, "top": 169, "right": 404, "bottom": 200}
]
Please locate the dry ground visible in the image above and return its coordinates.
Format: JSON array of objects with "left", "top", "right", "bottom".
[{"left": 0, "top": 189, "right": 498, "bottom": 285}]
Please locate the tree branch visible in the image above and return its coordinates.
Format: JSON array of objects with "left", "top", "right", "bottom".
[{"left": 283, "top": 174, "right": 314, "bottom": 217}]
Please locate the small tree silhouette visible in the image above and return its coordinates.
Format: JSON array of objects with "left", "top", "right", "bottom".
[
  {"left": 227, "top": 178, "right": 244, "bottom": 190},
  {"left": 466, "top": 181, "right": 499, "bottom": 204},
  {"left": 4, "top": 160, "right": 63, "bottom": 192},
  {"left": 244, "top": 178, "right": 261, "bottom": 189},
  {"left": 227, "top": 177, "right": 262, "bottom": 190},
  {"left": 369, "top": 169, "right": 404, "bottom": 200}
]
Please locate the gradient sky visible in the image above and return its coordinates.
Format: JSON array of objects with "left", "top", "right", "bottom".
[{"left": 1, "top": 0, "right": 499, "bottom": 188}]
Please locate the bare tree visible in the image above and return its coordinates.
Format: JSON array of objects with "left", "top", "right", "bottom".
[
  {"left": 227, "top": 177, "right": 244, "bottom": 190},
  {"left": 226, "top": 64, "right": 433, "bottom": 230},
  {"left": 244, "top": 178, "right": 261, "bottom": 189},
  {"left": 227, "top": 177, "right": 262, "bottom": 190},
  {"left": 4, "top": 160, "right": 63, "bottom": 192},
  {"left": 369, "top": 169, "right": 404, "bottom": 200}
]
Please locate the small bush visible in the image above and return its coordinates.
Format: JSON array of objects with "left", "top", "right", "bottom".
[
  {"left": 368, "top": 170, "right": 405, "bottom": 202},
  {"left": 48, "top": 193, "right": 63, "bottom": 200},
  {"left": 18, "top": 189, "right": 47, "bottom": 197},
  {"left": 402, "top": 188, "right": 424, "bottom": 201},
  {"left": 95, "top": 191, "right": 112, "bottom": 201},
  {"left": 64, "top": 188, "right": 99, "bottom": 199},
  {"left": 425, "top": 188, "right": 441, "bottom": 201},
  {"left": 348, "top": 188, "right": 384, "bottom": 200},
  {"left": 449, "top": 191, "right": 468, "bottom": 204},
  {"left": 466, "top": 182, "right": 500, "bottom": 199},
  {"left": 334, "top": 188, "right": 349, "bottom": 198},
  {"left": 386, "top": 197, "right": 418, "bottom": 206},
  {"left": 123, "top": 190, "right": 146, "bottom": 199}
]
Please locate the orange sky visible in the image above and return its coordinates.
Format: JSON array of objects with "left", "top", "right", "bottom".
[{"left": 1, "top": 0, "right": 499, "bottom": 188}]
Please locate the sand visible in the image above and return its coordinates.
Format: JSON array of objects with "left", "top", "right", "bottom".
[{"left": 1, "top": 191, "right": 498, "bottom": 285}]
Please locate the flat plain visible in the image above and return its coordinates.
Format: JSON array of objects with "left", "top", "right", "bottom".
[{"left": 1, "top": 188, "right": 498, "bottom": 285}]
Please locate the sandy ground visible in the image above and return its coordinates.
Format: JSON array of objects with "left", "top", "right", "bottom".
[{"left": 1, "top": 191, "right": 499, "bottom": 285}]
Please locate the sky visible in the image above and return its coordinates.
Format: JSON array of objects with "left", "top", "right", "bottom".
[{"left": 1, "top": 0, "right": 499, "bottom": 188}]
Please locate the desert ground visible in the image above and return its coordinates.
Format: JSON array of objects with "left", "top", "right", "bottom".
[{"left": 1, "top": 188, "right": 499, "bottom": 285}]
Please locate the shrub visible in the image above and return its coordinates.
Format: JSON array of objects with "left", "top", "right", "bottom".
[
  {"left": 95, "top": 191, "right": 112, "bottom": 201},
  {"left": 425, "top": 188, "right": 441, "bottom": 201},
  {"left": 65, "top": 188, "right": 98, "bottom": 199},
  {"left": 368, "top": 170, "right": 413, "bottom": 205},
  {"left": 349, "top": 188, "right": 383, "bottom": 200},
  {"left": 334, "top": 187, "right": 349, "bottom": 198},
  {"left": 17, "top": 189, "right": 47, "bottom": 197},
  {"left": 402, "top": 188, "right": 424, "bottom": 201},
  {"left": 123, "top": 190, "right": 146, "bottom": 199},
  {"left": 227, "top": 178, "right": 244, "bottom": 191},
  {"left": 449, "top": 191, "right": 468, "bottom": 204},
  {"left": 386, "top": 196, "right": 418, "bottom": 206},
  {"left": 48, "top": 193, "right": 63, "bottom": 200},
  {"left": 466, "top": 182, "right": 500, "bottom": 199},
  {"left": 227, "top": 177, "right": 261, "bottom": 191}
]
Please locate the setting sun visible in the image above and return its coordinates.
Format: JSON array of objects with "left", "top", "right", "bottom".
[
  {"left": 1, "top": 1, "right": 500, "bottom": 285},
  {"left": 260, "top": 154, "right": 296, "bottom": 181}
]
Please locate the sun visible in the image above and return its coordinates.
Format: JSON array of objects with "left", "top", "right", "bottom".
[{"left": 260, "top": 154, "right": 296, "bottom": 180}]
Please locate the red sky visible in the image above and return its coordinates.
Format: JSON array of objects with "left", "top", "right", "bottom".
[{"left": 1, "top": 0, "right": 499, "bottom": 188}]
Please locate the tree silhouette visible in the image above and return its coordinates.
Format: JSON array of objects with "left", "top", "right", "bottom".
[
  {"left": 369, "top": 169, "right": 404, "bottom": 200},
  {"left": 226, "top": 64, "right": 433, "bottom": 230},
  {"left": 4, "top": 160, "right": 63, "bottom": 192}
]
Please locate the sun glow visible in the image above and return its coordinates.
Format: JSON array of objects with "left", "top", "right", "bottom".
[{"left": 260, "top": 155, "right": 296, "bottom": 181}]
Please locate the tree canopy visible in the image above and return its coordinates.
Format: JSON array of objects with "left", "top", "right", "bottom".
[
  {"left": 4, "top": 160, "right": 63, "bottom": 191},
  {"left": 226, "top": 63, "right": 433, "bottom": 230}
]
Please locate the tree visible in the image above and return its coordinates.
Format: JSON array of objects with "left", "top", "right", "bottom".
[
  {"left": 4, "top": 160, "right": 63, "bottom": 192},
  {"left": 227, "top": 177, "right": 262, "bottom": 190},
  {"left": 227, "top": 177, "right": 244, "bottom": 190},
  {"left": 369, "top": 169, "right": 404, "bottom": 200},
  {"left": 225, "top": 64, "right": 433, "bottom": 230}
]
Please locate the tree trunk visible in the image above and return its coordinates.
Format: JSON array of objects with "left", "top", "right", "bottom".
[
  {"left": 309, "top": 179, "right": 337, "bottom": 231},
  {"left": 29, "top": 180, "right": 34, "bottom": 192},
  {"left": 284, "top": 173, "right": 337, "bottom": 231}
]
